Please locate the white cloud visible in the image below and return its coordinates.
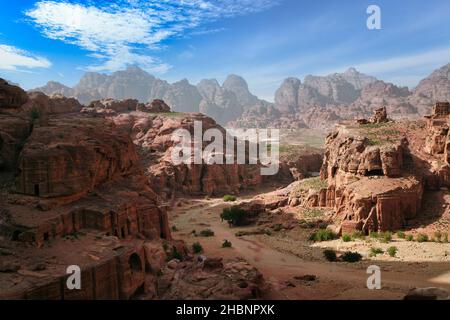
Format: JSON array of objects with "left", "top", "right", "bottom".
[
  {"left": 351, "top": 47, "right": 450, "bottom": 75},
  {"left": 0, "top": 44, "right": 51, "bottom": 71},
  {"left": 25, "top": 0, "right": 278, "bottom": 73}
]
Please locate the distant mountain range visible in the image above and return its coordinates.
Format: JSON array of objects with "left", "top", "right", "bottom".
[{"left": 33, "top": 63, "right": 450, "bottom": 127}]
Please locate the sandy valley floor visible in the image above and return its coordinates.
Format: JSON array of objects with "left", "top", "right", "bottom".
[{"left": 169, "top": 191, "right": 450, "bottom": 300}]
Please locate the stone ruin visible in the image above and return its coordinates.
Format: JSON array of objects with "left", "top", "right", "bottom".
[
  {"left": 356, "top": 106, "right": 388, "bottom": 125},
  {"left": 432, "top": 101, "right": 450, "bottom": 117}
]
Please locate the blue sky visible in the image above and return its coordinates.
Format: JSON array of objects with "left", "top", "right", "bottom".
[{"left": 1, "top": 0, "right": 449, "bottom": 101}]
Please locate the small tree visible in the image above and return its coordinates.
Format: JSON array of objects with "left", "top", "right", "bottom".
[
  {"left": 221, "top": 206, "right": 247, "bottom": 227},
  {"left": 222, "top": 240, "right": 232, "bottom": 248},
  {"left": 341, "top": 251, "right": 362, "bottom": 263},
  {"left": 387, "top": 246, "right": 398, "bottom": 257},
  {"left": 192, "top": 242, "right": 203, "bottom": 254},
  {"left": 323, "top": 249, "right": 337, "bottom": 262},
  {"left": 223, "top": 195, "right": 237, "bottom": 202}
]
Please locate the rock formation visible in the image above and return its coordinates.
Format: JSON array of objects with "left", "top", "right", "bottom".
[
  {"left": 32, "top": 63, "right": 450, "bottom": 129},
  {"left": 0, "top": 78, "right": 28, "bottom": 109},
  {"left": 113, "top": 111, "right": 264, "bottom": 198},
  {"left": 281, "top": 105, "right": 450, "bottom": 233},
  {"left": 33, "top": 66, "right": 268, "bottom": 125},
  {"left": 0, "top": 83, "right": 216, "bottom": 300}
]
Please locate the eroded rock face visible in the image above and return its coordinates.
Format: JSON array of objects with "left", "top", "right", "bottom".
[
  {"left": 0, "top": 115, "right": 31, "bottom": 169},
  {"left": 139, "top": 99, "right": 171, "bottom": 113},
  {"left": 424, "top": 102, "right": 450, "bottom": 187},
  {"left": 197, "top": 79, "right": 243, "bottom": 124},
  {"left": 222, "top": 74, "right": 260, "bottom": 109},
  {"left": 21, "top": 92, "right": 82, "bottom": 115},
  {"left": 159, "top": 258, "right": 266, "bottom": 300},
  {"left": 113, "top": 111, "right": 263, "bottom": 198},
  {"left": 315, "top": 118, "right": 430, "bottom": 232},
  {"left": 15, "top": 115, "right": 138, "bottom": 198},
  {"left": 413, "top": 63, "right": 450, "bottom": 115},
  {"left": 0, "top": 78, "right": 28, "bottom": 109}
]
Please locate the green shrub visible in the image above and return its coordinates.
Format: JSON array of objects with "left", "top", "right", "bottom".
[
  {"left": 167, "top": 246, "right": 183, "bottom": 261},
  {"left": 222, "top": 240, "right": 232, "bottom": 248},
  {"left": 370, "top": 247, "right": 384, "bottom": 257},
  {"left": 396, "top": 231, "right": 406, "bottom": 239},
  {"left": 30, "top": 108, "right": 41, "bottom": 120},
  {"left": 199, "top": 229, "right": 215, "bottom": 237},
  {"left": 387, "top": 246, "right": 398, "bottom": 257},
  {"left": 406, "top": 234, "right": 414, "bottom": 241},
  {"left": 341, "top": 251, "right": 362, "bottom": 263},
  {"left": 342, "top": 234, "right": 352, "bottom": 242},
  {"left": 416, "top": 234, "right": 429, "bottom": 243},
  {"left": 221, "top": 206, "right": 247, "bottom": 227},
  {"left": 223, "top": 194, "right": 237, "bottom": 202},
  {"left": 380, "top": 231, "right": 392, "bottom": 243},
  {"left": 323, "top": 249, "right": 337, "bottom": 262},
  {"left": 309, "top": 229, "right": 338, "bottom": 242},
  {"left": 352, "top": 231, "right": 365, "bottom": 240},
  {"left": 171, "top": 225, "right": 178, "bottom": 232},
  {"left": 192, "top": 242, "right": 203, "bottom": 254},
  {"left": 434, "top": 231, "right": 442, "bottom": 242},
  {"left": 369, "top": 231, "right": 380, "bottom": 239},
  {"left": 299, "top": 220, "right": 316, "bottom": 229}
]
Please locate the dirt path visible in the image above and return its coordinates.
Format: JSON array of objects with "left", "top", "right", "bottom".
[{"left": 170, "top": 199, "right": 450, "bottom": 300}]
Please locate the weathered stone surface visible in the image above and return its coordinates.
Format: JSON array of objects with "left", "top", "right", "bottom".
[
  {"left": 21, "top": 92, "right": 82, "bottom": 115},
  {"left": 86, "top": 98, "right": 139, "bottom": 114},
  {"left": 15, "top": 115, "right": 138, "bottom": 198},
  {"left": 113, "top": 111, "right": 263, "bottom": 198},
  {"left": 0, "top": 78, "right": 28, "bottom": 109},
  {"left": 159, "top": 258, "right": 266, "bottom": 300},
  {"left": 138, "top": 99, "right": 171, "bottom": 113},
  {"left": 404, "top": 287, "right": 450, "bottom": 300},
  {"left": 0, "top": 115, "right": 31, "bottom": 169}
]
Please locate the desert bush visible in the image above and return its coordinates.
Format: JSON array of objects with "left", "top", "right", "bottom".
[
  {"left": 443, "top": 233, "right": 449, "bottom": 243},
  {"left": 369, "top": 247, "right": 384, "bottom": 257},
  {"left": 396, "top": 231, "right": 406, "bottom": 239},
  {"left": 387, "top": 246, "right": 398, "bottom": 257},
  {"left": 416, "top": 234, "right": 429, "bottom": 243},
  {"left": 223, "top": 194, "right": 237, "bottom": 202},
  {"left": 341, "top": 251, "right": 362, "bottom": 263},
  {"left": 30, "top": 107, "right": 41, "bottom": 120},
  {"left": 381, "top": 231, "right": 393, "bottom": 243},
  {"left": 192, "top": 242, "right": 203, "bottom": 254},
  {"left": 309, "top": 229, "right": 338, "bottom": 242},
  {"left": 342, "top": 234, "right": 352, "bottom": 242},
  {"left": 352, "top": 230, "right": 365, "bottom": 240},
  {"left": 167, "top": 246, "right": 183, "bottom": 261},
  {"left": 406, "top": 234, "right": 414, "bottom": 241},
  {"left": 323, "top": 249, "right": 337, "bottom": 262},
  {"left": 222, "top": 240, "right": 232, "bottom": 248},
  {"left": 171, "top": 225, "right": 178, "bottom": 232},
  {"left": 369, "top": 231, "right": 380, "bottom": 239},
  {"left": 221, "top": 206, "right": 247, "bottom": 227},
  {"left": 199, "top": 229, "right": 215, "bottom": 237}
]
